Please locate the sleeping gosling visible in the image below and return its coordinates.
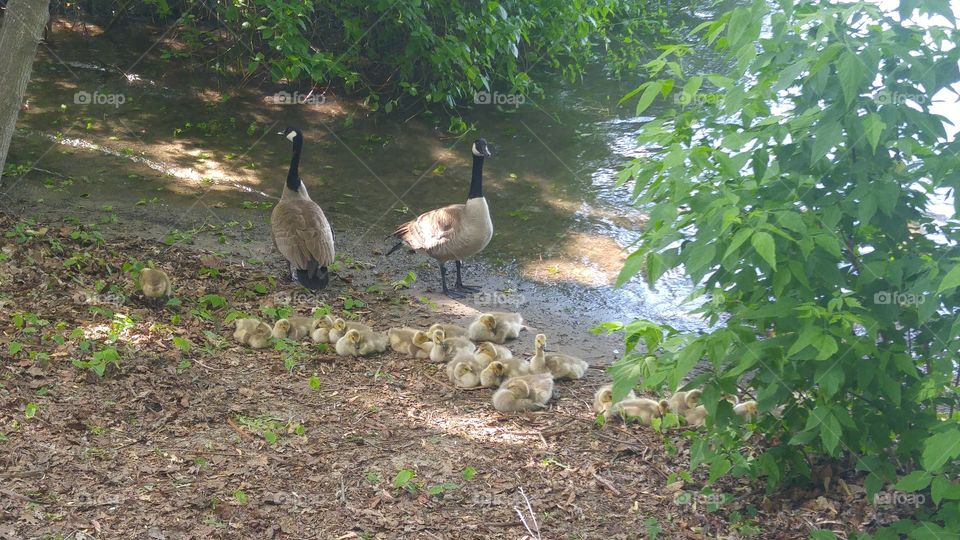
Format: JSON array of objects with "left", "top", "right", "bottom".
[
  {"left": 467, "top": 312, "right": 523, "bottom": 344},
  {"left": 310, "top": 315, "right": 336, "bottom": 343},
  {"left": 429, "top": 323, "right": 469, "bottom": 339},
  {"left": 334, "top": 329, "right": 387, "bottom": 356},
  {"left": 140, "top": 268, "right": 172, "bottom": 300},
  {"left": 446, "top": 350, "right": 485, "bottom": 388},
  {"left": 479, "top": 360, "right": 508, "bottom": 387},
  {"left": 592, "top": 384, "right": 637, "bottom": 415},
  {"left": 233, "top": 318, "right": 272, "bottom": 349},
  {"left": 475, "top": 341, "right": 513, "bottom": 364},
  {"left": 667, "top": 388, "right": 702, "bottom": 414},
  {"left": 272, "top": 317, "right": 315, "bottom": 340},
  {"left": 429, "top": 330, "right": 476, "bottom": 363},
  {"left": 529, "top": 333, "right": 588, "bottom": 380},
  {"left": 611, "top": 398, "right": 668, "bottom": 425},
  {"left": 492, "top": 373, "right": 554, "bottom": 412},
  {"left": 411, "top": 330, "right": 434, "bottom": 359},
  {"left": 387, "top": 327, "right": 422, "bottom": 356},
  {"left": 328, "top": 317, "right": 373, "bottom": 342}
]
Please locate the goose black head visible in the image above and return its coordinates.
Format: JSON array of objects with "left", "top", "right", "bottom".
[
  {"left": 472, "top": 138, "right": 491, "bottom": 157},
  {"left": 280, "top": 126, "right": 303, "bottom": 143}
]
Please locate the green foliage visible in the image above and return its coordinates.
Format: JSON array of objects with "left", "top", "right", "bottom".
[
  {"left": 392, "top": 469, "right": 419, "bottom": 494},
  {"left": 616, "top": 0, "right": 960, "bottom": 533},
  {"left": 56, "top": 0, "right": 673, "bottom": 109},
  {"left": 71, "top": 344, "right": 121, "bottom": 377}
]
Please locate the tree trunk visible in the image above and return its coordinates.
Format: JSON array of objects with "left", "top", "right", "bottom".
[{"left": 0, "top": 0, "right": 50, "bottom": 188}]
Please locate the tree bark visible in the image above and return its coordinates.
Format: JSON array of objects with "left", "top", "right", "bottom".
[{"left": 0, "top": 0, "right": 50, "bottom": 187}]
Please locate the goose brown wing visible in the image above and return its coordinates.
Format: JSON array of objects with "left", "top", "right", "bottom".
[
  {"left": 394, "top": 203, "right": 464, "bottom": 251},
  {"left": 272, "top": 199, "right": 335, "bottom": 269}
]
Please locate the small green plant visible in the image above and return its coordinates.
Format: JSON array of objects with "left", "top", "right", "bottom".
[
  {"left": 391, "top": 271, "right": 417, "bottom": 290},
  {"left": 392, "top": 469, "right": 419, "bottom": 494},
  {"left": 24, "top": 403, "right": 38, "bottom": 419},
  {"left": 71, "top": 344, "right": 121, "bottom": 377},
  {"left": 232, "top": 490, "right": 248, "bottom": 505},
  {"left": 341, "top": 296, "right": 366, "bottom": 312},
  {"left": 364, "top": 471, "right": 380, "bottom": 484},
  {"left": 308, "top": 374, "right": 321, "bottom": 390}
]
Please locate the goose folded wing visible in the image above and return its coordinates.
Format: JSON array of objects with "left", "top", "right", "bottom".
[
  {"left": 273, "top": 201, "right": 335, "bottom": 269},
  {"left": 398, "top": 204, "right": 464, "bottom": 250}
]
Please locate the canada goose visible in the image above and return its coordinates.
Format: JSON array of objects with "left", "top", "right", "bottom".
[
  {"left": 334, "top": 328, "right": 387, "bottom": 356},
  {"left": 475, "top": 342, "right": 513, "bottom": 364},
  {"left": 592, "top": 384, "right": 637, "bottom": 415},
  {"left": 685, "top": 405, "right": 708, "bottom": 427},
  {"left": 387, "top": 327, "right": 424, "bottom": 356},
  {"left": 446, "top": 350, "right": 485, "bottom": 388},
  {"left": 467, "top": 312, "right": 523, "bottom": 343},
  {"left": 479, "top": 356, "right": 528, "bottom": 386},
  {"left": 387, "top": 139, "right": 493, "bottom": 297},
  {"left": 140, "top": 268, "right": 171, "bottom": 300},
  {"left": 428, "top": 323, "right": 469, "bottom": 339},
  {"left": 611, "top": 398, "right": 667, "bottom": 425},
  {"left": 310, "top": 315, "right": 336, "bottom": 343},
  {"left": 492, "top": 373, "right": 554, "bottom": 412},
  {"left": 480, "top": 361, "right": 507, "bottom": 387},
  {"left": 271, "top": 127, "right": 335, "bottom": 290},
  {"left": 233, "top": 318, "right": 272, "bottom": 349},
  {"left": 328, "top": 317, "right": 373, "bottom": 343},
  {"left": 272, "top": 317, "right": 315, "bottom": 340},
  {"left": 667, "top": 389, "right": 703, "bottom": 413},
  {"left": 335, "top": 329, "right": 362, "bottom": 356},
  {"left": 734, "top": 400, "right": 758, "bottom": 421},
  {"left": 411, "top": 330, "right": 434, "bottom": 359},
  {"left": 530, "top": 334, "right": 588, "bottom": 380},
  {"left": 429, "top": 330, "right": 476, "bottom": 363}
]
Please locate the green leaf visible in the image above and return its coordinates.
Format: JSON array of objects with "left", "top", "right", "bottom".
[
  {"left": 863, "top": 113, "right": 885, "bottom": 153},
  {"left": 462, "top": 466, "right": 476, "bottom": 481},
  {"left": 24, "top": 402, "right": 38, "bottom": 419},
  {"left": 8, "top": 342, "right": 22, "bottom": 355},
  {"left": 896, "top": 470, "right": 932, "bottom": 492},
  {"left": 750, "top": 231, "right": 777, "bottom": 270},
  {"left": 635, "top": 81, "right": 664, "bottom": 116},
  {"left": 263, "top": 431, "right": 278, "bottom": 445},
  {"left": 837, "top": 51, "right": 865, "bottom": 104},
  {"left": 931, "top": 475, "right": 960, "bottom": 505},
  {"left": 810, "top": 531, "right": 838, "bottom": 540},
  {"left": 819, "top": 413, "right": 842, "bottom": 454},
  {"left": 936, "top": 264, "right": 960, "bottom": 293},
  {"left": 922, "top": 429, "right": 960, "bottom": 471}
]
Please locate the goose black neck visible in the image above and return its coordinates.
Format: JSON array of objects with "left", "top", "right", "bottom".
[
  {"left": 286, "top": 137, "right": 303, "bottom": 190},
  {"left": 468, "top": 154, "right": 484, "bottom": 199}
]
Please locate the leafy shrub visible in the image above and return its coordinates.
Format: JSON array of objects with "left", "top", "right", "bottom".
[{"left": 615, "top": 0, "right": 960, "bottom": 534}]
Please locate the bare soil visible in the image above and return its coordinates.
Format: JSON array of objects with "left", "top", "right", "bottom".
[{"left": 0, "top": 212, "right": 887, "bottom": 539}]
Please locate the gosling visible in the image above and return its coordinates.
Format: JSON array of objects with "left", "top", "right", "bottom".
[
  {"left": 667, "top": 388, "right": 702, "bottom": 414},
  {"left": 429, "top": 330, "right": 476, "bottom": 363},
  {"left": 310, "top": 315, "right": 336, "bottom": 343},
  {"left": 474, "top": 342, "right": 513, "bottom": 364},
  {"left": 387, "top": 327, "right": 424, "bottom": 356},
  {"left": 140, "top": 268, "right": 172, "bottom": 300},
  {"left": 334, "top": 328, "right": 387, "bottom": 356},
  {"left": 492, "top": 373, "right": 554, "bottom": 412},
  {"left": 611, "top": 398, "right": 668, "bottom": 425},
  {"left": 592, "top": 384, "right": 637, "bottom": 415},
  {"left": 529, "top": 333, "right": 588, "bottom": 380},
  {"left": 272, "top": 317, "right": 315, "bottom": 340},
  {"left": 429, "top": 323, "right": 469, "bottom": 339},
  {"left": 467, "top": 312, "right": 523, "bottom": 344},
  {"left": 328, "top": 317, "right": 373, "bottom": 342},
  {"left": 446, "top": 350, "right": 485, "bottom": 388},
  {"left": 233, "top": 318, "right": 272, "bottom": 349}
]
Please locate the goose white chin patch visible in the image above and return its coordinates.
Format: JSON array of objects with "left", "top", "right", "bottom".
[
  {"left": 286, "top": 131, "right": 297, "bottom": 142},
  {"left": 472, "top": 143, "right": 482, "bottom": 156}
]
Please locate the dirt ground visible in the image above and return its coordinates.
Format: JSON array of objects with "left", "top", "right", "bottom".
[{"left": 0, "top": 210, "right": 901, "bottom": 539}]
